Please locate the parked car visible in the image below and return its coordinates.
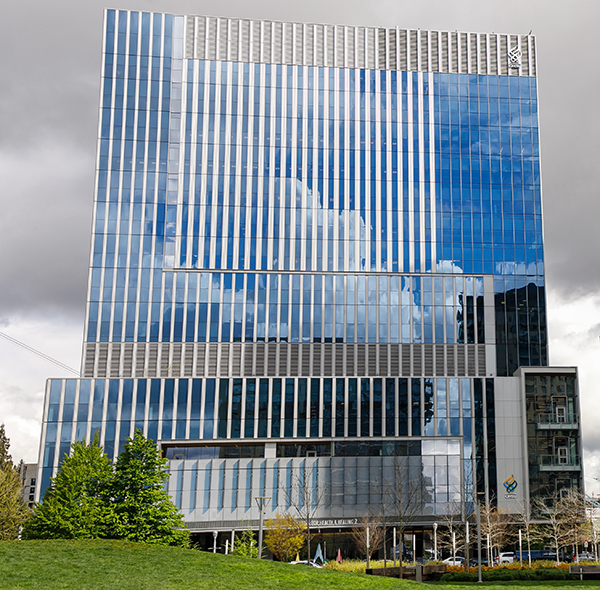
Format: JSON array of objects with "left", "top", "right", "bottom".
[
  {"left": 443, "top": 556, "right": 465, "bottom": 566},
  {"left": 393, "top": 546, "right": 413, "bottom": 561},
  {"left": 496, "top": 552, "right": 515, "bottom": 564},
  {"left": 469, "top": 557, "right": 489, "bottom": 567},
  {"left": 574, "top": 552, "right": 596, "bottom": 562},
  {"left": 516, "top": 550, "right": 557, "bottom": 562}
]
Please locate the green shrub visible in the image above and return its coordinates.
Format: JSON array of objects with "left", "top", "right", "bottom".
[
  {"left": 232, "top": 528, "right": 258, "bottom": 558},
  {"left": 534, "top": 567, "right": 568, "bottom": 580}
]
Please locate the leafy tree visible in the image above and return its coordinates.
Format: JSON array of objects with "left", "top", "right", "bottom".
[
  {"left": 22, "top": 434, "right": 114, "bottom": 540},
  {"left": 264, "top": 513, "right": 306, "bottom": 561},
  {"left": 232, "top": 527, "right": 258, "bottom": 557},
  {"left": 109, "top": 430, "right": 188, "bottom": 547},
  {"left": 0, "top": 425, "right": 29, "bottom": 539},
  {"left": 0, "top": 467, "right": 29, "bottom": 540},
  {"left": 0, "top": 424, "right": 13, "bottom": 470}
]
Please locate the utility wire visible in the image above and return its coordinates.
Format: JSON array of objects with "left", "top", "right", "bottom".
[{"left": 0, "top": 331, "right": 80, "bottom": 377}]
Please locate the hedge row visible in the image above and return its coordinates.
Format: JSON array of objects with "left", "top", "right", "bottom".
[{"left": 441, "top": 568, "right": 570, "bottom": 582}]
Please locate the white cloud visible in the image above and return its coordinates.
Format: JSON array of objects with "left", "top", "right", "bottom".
[
  {"left": 0, "top": 316, "right": 83, "bottom": 463},
  {"left": 547, "top": 290, "right": 600, "bottom": 494}
]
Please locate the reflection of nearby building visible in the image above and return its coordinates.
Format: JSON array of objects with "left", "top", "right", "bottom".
[
  {"left": 495, "top": 283, "right": 547, "bottom": 376},
  {"left": 35, "top": 10, "right": 582, "bottom": 554},
  {"left": 519, "top": 368, "right": 582, "bottom": 502}
]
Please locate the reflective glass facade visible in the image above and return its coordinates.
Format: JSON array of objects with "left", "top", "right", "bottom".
[
  {"left": 86, "top": 13, "right": 544, "bottom": 370},
  {"left": 36, "top": 11, "right": 581, "bottom": 531}
]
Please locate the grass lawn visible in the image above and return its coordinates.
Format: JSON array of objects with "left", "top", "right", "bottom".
[
  {"left": 0, "top": 540, "right": 598, "bottom": 590},
  {"left": 440, "top": 585, "right": 600, "bottom": 588}
]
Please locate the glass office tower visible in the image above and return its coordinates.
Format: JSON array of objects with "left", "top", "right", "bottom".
[{"left": 37, "top": 10, "right": 582, "bottom": 547}]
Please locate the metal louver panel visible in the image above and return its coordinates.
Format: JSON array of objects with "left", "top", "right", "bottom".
[
  {"left": 206, "top": 18, "right": 217, "bottom": 60},
  {"left": 412, "top": 346, "right": 422, "bottom": 375},
  {"left": 402, "top": 346, "right": 411, "bottom": 375},
  {"left": 284, "top": 22, "right": 293, "bottom": 64},
  {"left": 430, "top": 32, "right": 439, "bottom": 72},
  {"left": 479, "top": 34, "right": 487, "bottom": 74},
  {"left": 147, "top": 343, "right": 158, "bottom": 376},
  {"left": 184, "top": 16, "right": 535, "bottom": 77},
  {"left": 326, "top": 25, "right": 334, "bottom": 67},
  {"left": 478, "top": 348, "right": 486, "bottom": 375},
  {"left": 398, "top": 29, "right": 407, "bottom": 71},
  {"left": 489, "top": 35, "right": 498, "bottom": 74},
  {"left": 109, "top": 343, "right": 121, "bottom": 377},
  {"left": 520, "top": 35, "right": 529, "bottom": 76},
  {"left": 460, "top": 33, "right": 468, "bottom": 73},
  {"left": 368, "top": 346, "right": 377, "bottom": 376},
  {"left": 409, "top": 30, "right": 418, "bottom": 71},
  {"left": 366, "top": 28, "right": 376, "bottom": 69},
  {"left": 450, "top": 32, "right": 459, "bottom": 72},
  {"left": 85, "top": 341, "right": 492, "bottom": 379},
  {"left": 378, "top": 28, "right": 386, "bottom": 69},
  {"left": 123, "top": 343, "right": 134, "bottom": 377},
  {"left": 346, "top": 27, "right": 355, "bottom": 68},
  {"left": 357, "top": 28, "right": 366, "bottom": 69},
  {"left": 278, "top": 343, "right": 288, "bottom": 375},
  {"left": 346, "top": 344, "right": 356, "bottom": 376},
  {"left": 83, "top": 344, "right": 95, "bottom": 377},
  {"left": 440, "top": 31, "right": 448, "bottom": 73},
  {"left": 420, "top": 31, "right": 429, "bottom": 71},
  {"left": 469, "top": 33, "right": 477, "bottom": 73},
  {"left": 390, "top": 345, "right": 400, "bottom": 375},
  {"left": 229, "top": 19, "right": 239, "bottom": 62},
  {"left": 184, "top": 344, "right": 194, "bottom": 376},
  {"left": 251, "top": 21, "right": 260, "bottom": 62},
  {"left": 217, "top": 18, "right": 227, "bottom": 60},
  {"left": 500, "top": 35, "right": 508, "bottom": 75},
  {"left": 241, "top": 20, "right": 250, "bottom": 62},
  {"left": 335, "top": 26, "right": 344, "bottom": 68},
  {"left": 195, "top": 17, "right": 206, "bottom": 59},
  {"left": 272, "top": 21, "right": 282, "bottom": 63}
]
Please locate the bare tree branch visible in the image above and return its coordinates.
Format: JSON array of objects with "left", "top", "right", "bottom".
[
  {"left": 280, "top": 460, "right": 328, "bottom": 563},
  {"left": 350, "top": 515, "right": 384, "bottom": 563},
  {"left": 382, "top": 456, "right": 426, "bottom": 576}
]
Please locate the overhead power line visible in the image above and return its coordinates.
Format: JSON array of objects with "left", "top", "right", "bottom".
[{"left": 0, "top": 331, "right": 80, "bottom": 377}]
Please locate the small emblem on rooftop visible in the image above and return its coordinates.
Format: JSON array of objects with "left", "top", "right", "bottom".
[{"left": 508, "top": 46, "right": 522, "bottom": 69}]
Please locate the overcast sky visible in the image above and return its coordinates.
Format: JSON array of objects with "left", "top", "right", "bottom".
[{"left": 1, "top": 0, "right": 599, "bottom": 493}]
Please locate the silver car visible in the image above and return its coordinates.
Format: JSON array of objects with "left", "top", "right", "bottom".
[{"left": 496, "top": 552, "right": 515, "bottom": 564}]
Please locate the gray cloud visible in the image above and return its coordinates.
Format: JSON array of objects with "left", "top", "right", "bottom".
[{"left": 2, "top": 0, "right": 599, "bottom": 321}]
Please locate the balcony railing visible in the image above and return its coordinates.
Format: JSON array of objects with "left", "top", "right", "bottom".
[
  {"left": 537, "top": 455, "right": 580, "bottom": 468},
  {"left": 535, "top": 413, "right": 578, "bottom": 428}
]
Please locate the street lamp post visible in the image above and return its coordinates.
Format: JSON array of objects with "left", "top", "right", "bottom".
[
  {"left": 476, "top": 497, "right": 483, "bottom": 583},
  {"left": 255, "top": 496, "right": 271, "bottom": 559},
  {"left": 519, "top": 529, "right": 523, "bottom": 568},
  {"left": 212, "top": 531, "right": 218, "bottom": 554},
  {"left": 452, "top": 531, "right": 456, "bottom": 563},
  {"left": 466, "top": 520, "right": 470, "bottom": 573},
  {"left": 433, "top": 523, "right": 438, "bottom": 561}
]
